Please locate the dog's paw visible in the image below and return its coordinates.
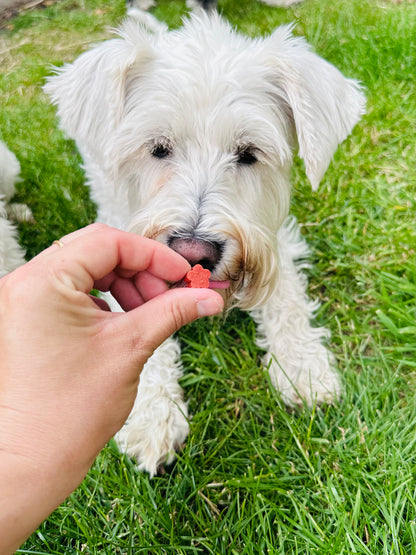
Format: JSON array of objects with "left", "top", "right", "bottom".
[
  {"left": 265, "top": 343, "right": 341, "bottom": 406},
  {"left": 115, "top": 391, "right": 189, "bottom": 477}
]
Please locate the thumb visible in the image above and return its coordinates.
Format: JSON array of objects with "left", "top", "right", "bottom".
[{"left": 114, "top": 288, "right": 224, "bottom": 359}]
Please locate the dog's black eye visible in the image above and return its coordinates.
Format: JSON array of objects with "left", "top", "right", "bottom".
[
  {"left": 236, "top": 146, "right": 257, "bottom": 166},
  {"left": 151, "top": 143, "right": 172, "bottom": 159}
]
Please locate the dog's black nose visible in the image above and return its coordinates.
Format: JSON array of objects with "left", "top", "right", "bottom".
[{"left": 168, "top": 237, "right": 223, "bottom": 272}]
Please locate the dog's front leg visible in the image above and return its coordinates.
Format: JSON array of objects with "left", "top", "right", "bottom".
[
  {"left": 115, "top": 336, "right": 189, "bottom": 476},
  {"left": 250, "top": 218, "right": 341, "bottom": 406}
]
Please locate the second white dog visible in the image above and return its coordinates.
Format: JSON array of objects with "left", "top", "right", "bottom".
[
  {"left": 0, "top": 141, "right": 27, "bottom": 278},
  {"left": 45, "top": 12, "right": 365, "bottom": 476}
]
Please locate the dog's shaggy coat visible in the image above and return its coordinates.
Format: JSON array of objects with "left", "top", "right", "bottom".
[
  {"left": 0, "top": 142, "right": 27, "bottom": 279},
  {"left": 45, "top": 12, "right": 365, "bottom": 475}
]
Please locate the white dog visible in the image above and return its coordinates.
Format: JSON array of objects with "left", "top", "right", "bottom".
[
  {"left": 45, "top": 12, "right": 365, "bottom": 476},
  {"left": 0, "top": 141, "right": 27, "bottom": 278}
]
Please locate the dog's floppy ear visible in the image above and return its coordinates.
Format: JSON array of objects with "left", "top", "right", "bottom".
[
  {"left": 262, "top": 26, "right": 365, "bottom": 190},
  {"left": 44, "top": 20, "right": 155, "bottom": 157}
]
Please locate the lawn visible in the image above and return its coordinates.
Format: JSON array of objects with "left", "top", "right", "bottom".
[{"left": 1, "top": 0, "right": 415, "bottom": 553}]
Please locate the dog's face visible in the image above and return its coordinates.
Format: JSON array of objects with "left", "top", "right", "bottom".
[
  {"left": 45, "top": 14, "right": 365, "bottom": 309},
  {"left": 114, "top": 28, "right": 296, "bottom": 308}
]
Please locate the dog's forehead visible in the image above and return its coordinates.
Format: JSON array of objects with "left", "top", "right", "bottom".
[
  {"left": 128, "top": 33, "right": 282, "bottom": 135},
  {"left": 157, "top": 22, "right": 264, "bottom": 90},
  {"left": 165, "top": 15, "right": 257, "bottom": 56},
  {"left": 126, "top": 67, "right": 288, "bottom": 155},
  {"left": 120, "top": 17, "right": 293, "bottom": 158}
]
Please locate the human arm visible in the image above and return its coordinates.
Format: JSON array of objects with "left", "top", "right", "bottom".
[{"left": 0, "top": 223, "right": 223, "bottom": 554}]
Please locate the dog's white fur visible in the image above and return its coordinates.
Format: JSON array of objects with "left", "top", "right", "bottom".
[
  {"left": 45, "top": 12, "right": 365, "bottom": 476},
  {"left": 0, "top": 141, "right": 27, "bottom": 278}
]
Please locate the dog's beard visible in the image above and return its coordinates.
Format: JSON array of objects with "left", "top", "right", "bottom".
[{"left": 128, "top": 209, "right": 280, "bottom": 310}]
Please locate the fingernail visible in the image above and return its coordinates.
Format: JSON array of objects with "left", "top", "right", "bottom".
[{"left": 197, "top": 297, "right": 223, "bottom": 318}]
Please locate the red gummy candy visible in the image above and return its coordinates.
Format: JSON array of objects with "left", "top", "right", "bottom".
[{"left": 184, "top": 264, "right": 211, "bottom": 288}]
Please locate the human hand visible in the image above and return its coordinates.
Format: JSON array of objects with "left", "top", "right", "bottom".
[{"left": 0, "top": 223, "right": 223, "bottom": 553}]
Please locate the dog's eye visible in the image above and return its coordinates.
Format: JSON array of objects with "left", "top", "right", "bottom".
[
  {"left": 151, "top": 143, "right": 172, "bottom": 159},
  {"left": 236, "top": 146, "right": 257, "bottom": 166}
]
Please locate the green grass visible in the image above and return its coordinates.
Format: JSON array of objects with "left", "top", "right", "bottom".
[{"left": 1, "top": 0, "right": 415, "bottom": 552}]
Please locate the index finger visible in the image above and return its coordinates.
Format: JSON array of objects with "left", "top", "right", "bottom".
[{"left": 46, "top": 224, "right": 190, "bottom": 293}]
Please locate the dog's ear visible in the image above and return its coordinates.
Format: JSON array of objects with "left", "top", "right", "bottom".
[
  {"left": 44, "top": 20, "right": 155, "bottom": 157},
  {"left": 262, "top": 26, "right": 365, "bottom": 190}
]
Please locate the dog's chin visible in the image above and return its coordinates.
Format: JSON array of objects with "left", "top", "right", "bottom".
[{"left": 213, "top": 271, "right": 275, "bottom": 312}]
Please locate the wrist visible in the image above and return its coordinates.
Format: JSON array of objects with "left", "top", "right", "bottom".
[{"left": 0, "top": 411, "right": 93, "bottom": 554}]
